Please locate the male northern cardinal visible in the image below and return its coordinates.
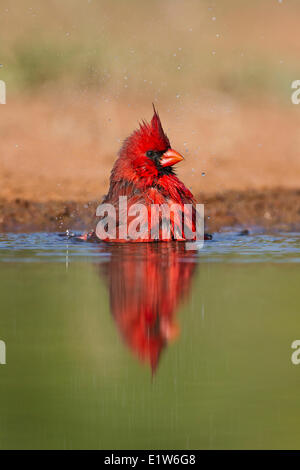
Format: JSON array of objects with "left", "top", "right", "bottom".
[{"left": 82, "top": 106, "right": 211, "bottom": 242}]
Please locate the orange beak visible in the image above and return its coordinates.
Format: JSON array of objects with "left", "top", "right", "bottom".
[{"left": 160, "top": 148, "right": 184, "bottom": 167}]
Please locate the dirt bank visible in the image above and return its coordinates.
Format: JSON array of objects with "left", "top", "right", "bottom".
[
  {"left": 1, "top": 188, "right": 300, "bottom": 234},
  {"left": 1, "top": 95, "right": 300, "bottom": 233}
]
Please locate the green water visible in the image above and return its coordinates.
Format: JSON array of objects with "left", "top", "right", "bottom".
[{"left": 0, "top": 232, "right": 300, "bottom": 449}]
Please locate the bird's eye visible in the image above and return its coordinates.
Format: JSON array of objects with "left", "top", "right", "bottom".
[{"left": 146, "top": 150, "right": 154, "bottom": 158}]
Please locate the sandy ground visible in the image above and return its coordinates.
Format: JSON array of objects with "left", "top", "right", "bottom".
[{"left": 1, "top": 94, "right": 300, "bottom": 233}]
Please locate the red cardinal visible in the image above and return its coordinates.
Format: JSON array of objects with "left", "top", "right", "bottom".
[{"left": 82, "top": 106, "right": 211, "bottom": 242}]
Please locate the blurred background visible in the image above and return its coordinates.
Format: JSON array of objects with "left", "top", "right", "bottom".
[
  {"left": 0, "top": 0, "right": 300, "bottom": 228},
  {"left": 1, "top": 2, "right": 300, "bottom": 450}
]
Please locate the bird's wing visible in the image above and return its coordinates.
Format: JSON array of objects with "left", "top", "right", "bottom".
[{"left": 96, "top": 179, "right": 201, "bottom": 241}]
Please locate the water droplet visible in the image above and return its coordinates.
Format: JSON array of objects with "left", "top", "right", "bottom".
[{"left": 201, "top": 172, "right": 206, "bottom": 176}]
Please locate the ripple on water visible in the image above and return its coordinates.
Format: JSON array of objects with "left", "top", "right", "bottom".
[{"left": 0, "top": 231, "right": 299, "bottom": 263}]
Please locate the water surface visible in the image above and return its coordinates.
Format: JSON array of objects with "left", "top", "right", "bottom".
[{"left": 0, "top": 231, "right": 300, "bottom": 449}]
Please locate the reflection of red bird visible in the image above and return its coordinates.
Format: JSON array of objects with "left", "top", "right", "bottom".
[
  {"left": 99, "top": 243, "right": 197, "bottom": 374},
  {"left": 82, "top": 106, "right": 211, "bottom": 242}
]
